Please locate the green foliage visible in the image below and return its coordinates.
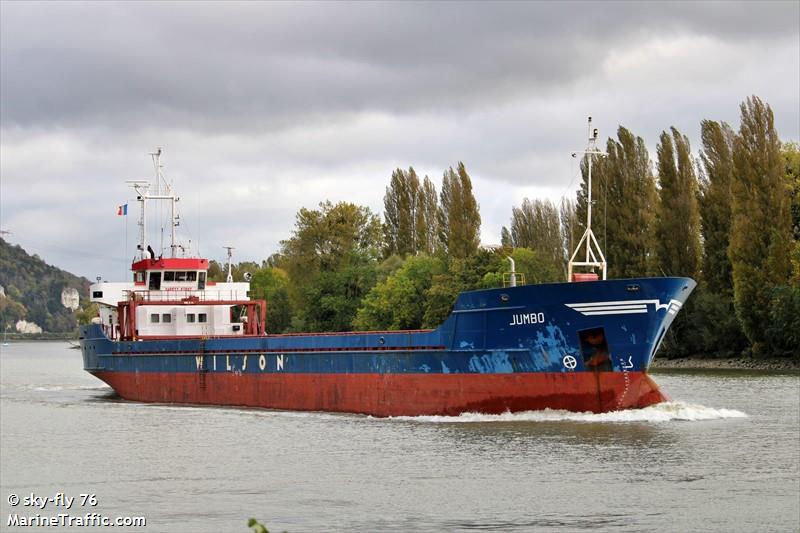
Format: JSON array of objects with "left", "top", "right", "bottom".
[
  {"left": 698, "top": 120, "right": 737, "bottom": 294},
  {"left": 383, "top": 167, "right": 439, "bottom": 257},
  {"left": 76, "top": 303, "right": 99, "bottom": 326},
  {"left": 437, "top": 162, "right": 481, "bottom": 259},
  {"left": 655, "top": 127, "right": 701, "bottom": 277},
  {"left": 353, "top": 255, "right": 445, "bottom": 331},
  {"left": 687, "top": 120, "right": 749, "bottom": 357},
  {"left": 683, "top": 287, "right": 749, "bottom": 357},
  {"left": 508, "top": 198, "right": 564, "bottom": 277},
  {"left": 300, "top": 257, "right": 378, "bottom": 332},
  {"left": 783, "top": 142, "right": 800, "bottom": 285},
  {"left": 0, "top": 238, "right": 92, "bottom": 332},
  {"left": 764, "top": 285, "right": 800, "bottom": 356},
  {"left": 278, "top": 202, "right": 382, "bottom": 332},
  {"left": 500, "top": 226, "right": 512, "bottom": 248},
  {"left": 422, "top": 250, "right": 503, "bottom": 327},
  {"left": 0, "top": 294, "right": 27, "bottom": 329},
  {"left": 375, "top": 254, "right": 405, "bottom": 282},
  {"left": 247, "top": 518, "right": 269, "bottom": 533},
  {"left": 576, "top": 127, "right": 658, "bottom": 278},
  {"left": 207, "top": 260, "right": 225, "bottom": 281},
  {"left": 508, "top": 247, "right": 562, "bottom": 285},
  {"left": 383, "top": 167, "right": 418, "bottom": 257},
  {"left": 249, "top": 268, "right": 292, "bottom": 333},
  {"left": 416, "top": 176, "right": 439, "bottom": 255},
  {"left": 356, "top": 251, "right": 504, "bottom": 332},
  {"left": 730, "top": 96, "right": 792, "bottom": 351},
  {"left": 206, "top": 259, "right": 263, "bottom": 283},
  {"left": 653, "top": 127, "right": 702, "bottom": 355},
  {"left": 480, "top": 247, "right": 562, "bottom": 289}
]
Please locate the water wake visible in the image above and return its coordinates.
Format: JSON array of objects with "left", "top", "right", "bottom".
[
  {"left": 391, "top": 402, "right": 748, "bottom": 424},
  {"left": 32, "top": 384, "right": 111, "bottom": 392}
]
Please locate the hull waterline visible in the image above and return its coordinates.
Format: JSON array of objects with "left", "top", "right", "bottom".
[{"left": 93, "top": 369, "right": 668, "bottom": 416}]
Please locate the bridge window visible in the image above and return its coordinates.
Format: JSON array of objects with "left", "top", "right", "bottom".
[
  {"left": 162, "top": 313, "right": 172, "bottom": 323},
  {"left": 198, "top": 313, "right": 208, "bottom": 323},
  {"left": 186, "top": 313, "right": 195, "bottom": 323},
  {"left": 150, "top": 313, "right": 160, "bottom": 323},
  {"left": 92, "top": 291, "right": 103, "bottom": 298},
  {"left": 187, "top": 271, "right": 197, "bottom": 281},
  {"left": 164, "top": 271, "right": 175, "bottom": 281},
  {"left": 134, "top": 272, "right": 145, "bottom": 283}
]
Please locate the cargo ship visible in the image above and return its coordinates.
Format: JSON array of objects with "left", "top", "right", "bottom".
[{"left": 80, "top": 123, "right": 696, "bottom": 416}]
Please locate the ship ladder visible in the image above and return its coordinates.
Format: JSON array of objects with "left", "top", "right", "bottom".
[{"left": 197, "top": 337, "right": 208, "bottom": 392}]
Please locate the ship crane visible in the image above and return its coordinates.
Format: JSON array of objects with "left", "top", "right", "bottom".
[{"left": 567, "top": 116, "right": 608, "bottom": 282}]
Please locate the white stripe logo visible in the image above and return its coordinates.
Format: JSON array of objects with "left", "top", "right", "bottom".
[{"left": 566, "top": 299, "right": 682, "bottom": 316}]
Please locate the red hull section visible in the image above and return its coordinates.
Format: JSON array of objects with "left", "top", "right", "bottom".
[{"left": 94, "top": 371, "right": 668, "bottom": 417}]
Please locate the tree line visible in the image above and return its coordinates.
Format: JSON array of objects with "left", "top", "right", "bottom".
[{"left": 212, "top": 95, "right": 798, "bottom": 359}]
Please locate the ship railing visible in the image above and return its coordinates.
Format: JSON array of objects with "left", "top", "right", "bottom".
[
  {"left": 123, "top": 289, "right": 249, "bottom": 303},
  {"left": 502, "top": 272, "right": 526, "bottom": 287}
]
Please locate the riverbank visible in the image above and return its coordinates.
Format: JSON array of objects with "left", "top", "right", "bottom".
[
  {"left": 651, "top": 356, "right": 800, "bottom": 371},
  {"left": 2, "top": 332, "right": 78, "bottom": 341}
]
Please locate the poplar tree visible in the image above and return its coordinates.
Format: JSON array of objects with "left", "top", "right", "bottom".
[
  {"left": 730, "top": 96, "right": 792, "bottom": 351},
  {"left": 655, "top": 127, "right": 701, "bottom": 277},
  {"left": 695, "top": 120, "right": 747, "bottom": 355},
  {"left": 500, "top": 226, "right": 512, "bottom": 248},
  {"left": 383, "top": 169, "right": 439, "bottom": 257},
  {"left": 383, "top": 167, "right": 420, "bottom": 257},
  {"left": 508, "top": 198, "right": 563, "bottom": 274},
  {"left": 653, "top": 127, "right": 702, "bottom": 356},
  {"left": 698, "top": 120, "right": 736, "bottom": 294},
  {"left": 415, "top": 176, "right": 439, "bottom": 255},
  {"left": 576, "top": 127, "right": 657, "bottom": 278},
  {"left": 437, "top": 162, "right": 481, "bottom": 259}
]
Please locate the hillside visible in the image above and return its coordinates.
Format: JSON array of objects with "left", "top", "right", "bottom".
[{"left": 0, "top": 238, "right": 92, "bottom": 332}]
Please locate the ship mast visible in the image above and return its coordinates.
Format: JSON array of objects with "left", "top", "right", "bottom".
[
  {"left": 127, "top": 148, "right": 181, "bottom": 261},
  {"left": 223, "top": 246, "right": 235, "bottom": 283},
  {"left": 567, "top": 117, "right": 607, "bottom": 281}
]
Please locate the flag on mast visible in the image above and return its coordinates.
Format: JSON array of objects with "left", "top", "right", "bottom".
[{"left": 117, "top": 204, "right": 128, "bottom": 216}]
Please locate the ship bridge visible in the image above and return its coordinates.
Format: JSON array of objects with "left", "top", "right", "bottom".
[{"left": 89, "top": 256, "right": 258, "bottom": 341}]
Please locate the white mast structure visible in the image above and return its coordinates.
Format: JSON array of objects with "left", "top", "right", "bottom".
[
  {"left": 567, "top": 117, "right": 607, "bottom": 281},
  {"left": 126, "top": 148, "right": 181, "bottom": 261},
  {"left": 223, "top": 246, "right": 235, "bottom": 283}
]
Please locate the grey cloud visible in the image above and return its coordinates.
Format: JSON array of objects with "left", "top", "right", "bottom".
[{"left": 2, "top": 2, "right": 796, "bottom": 132}]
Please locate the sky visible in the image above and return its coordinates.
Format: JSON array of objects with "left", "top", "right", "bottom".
[{"left": 1, "top": 1, "right": 798, "bottom": 282}]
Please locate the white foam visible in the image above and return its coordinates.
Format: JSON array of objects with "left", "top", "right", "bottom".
[
  {"left": 390, "top": 402, "right": 748, "bottom": 424},
  {"left": 32, "top": 384, "right": 111, "bottom": 392}
]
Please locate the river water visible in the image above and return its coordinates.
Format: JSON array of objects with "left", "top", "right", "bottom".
[{"left": 1, "top": 342, "right": 798, "bottom": 532}]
